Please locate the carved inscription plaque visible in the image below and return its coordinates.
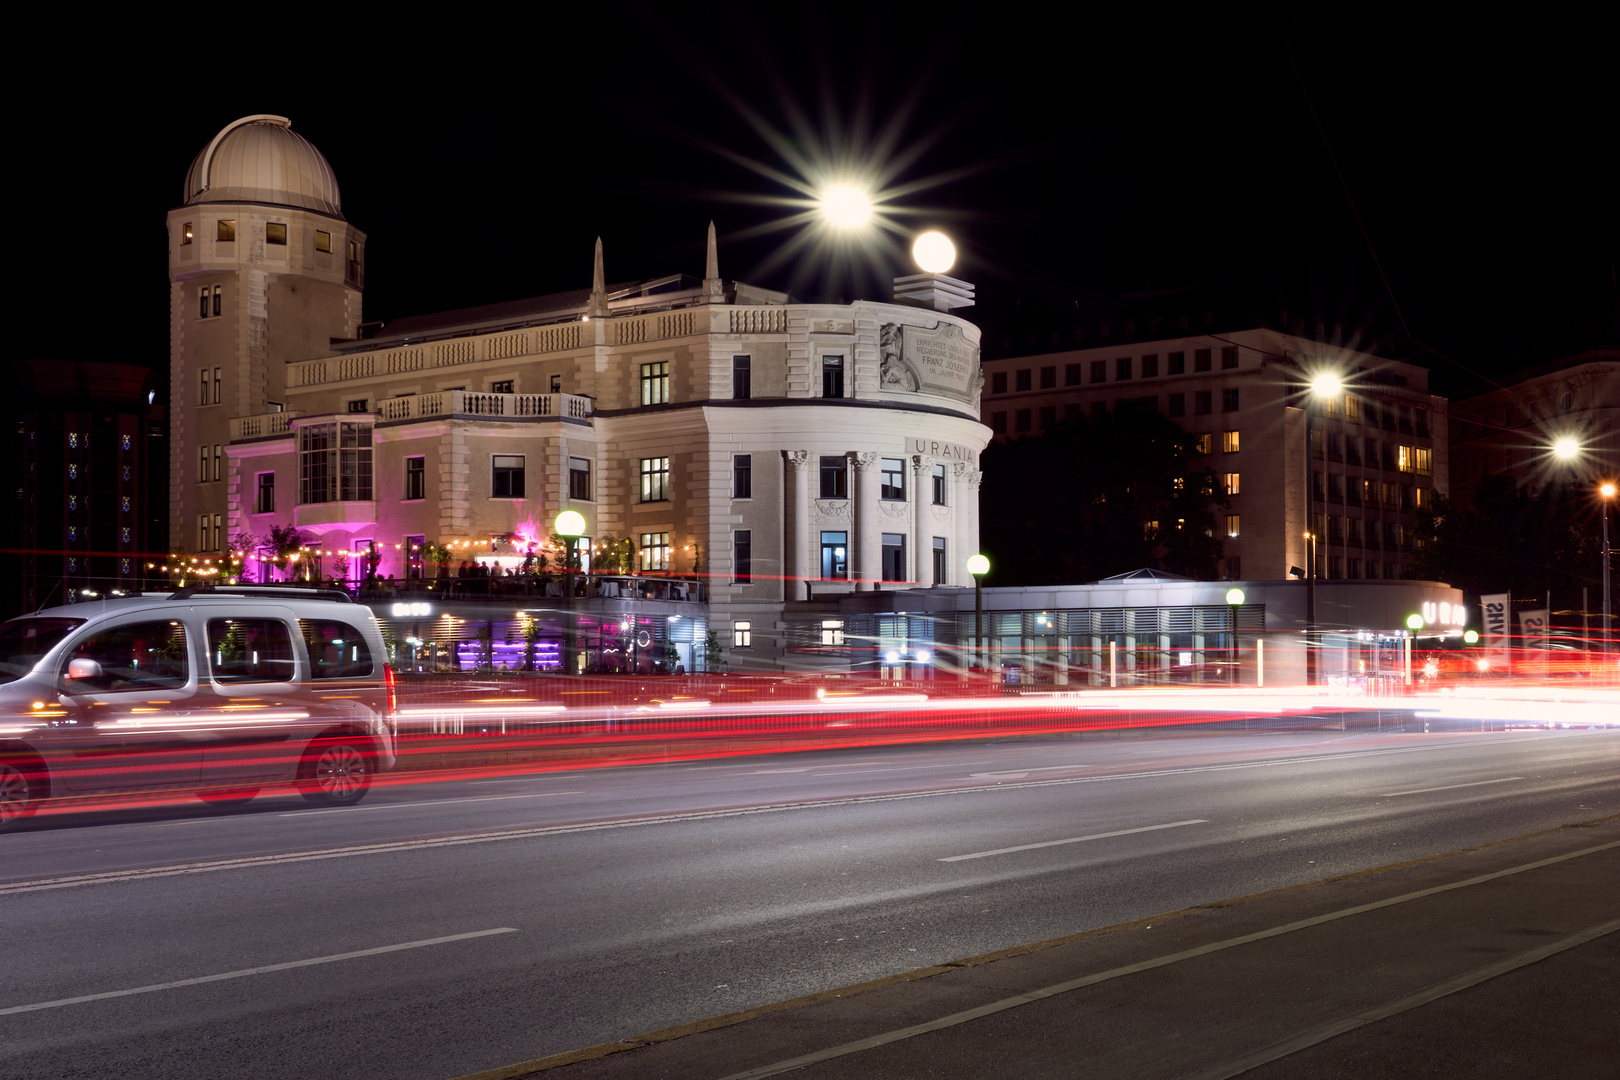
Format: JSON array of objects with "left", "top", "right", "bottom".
[{"left": 901, "top": 322, "right": 979, "bottom": 404}]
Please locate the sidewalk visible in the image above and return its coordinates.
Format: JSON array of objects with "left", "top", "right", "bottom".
[{"left": 456, "top": 816, "right": 1620, "bottom": 1080}]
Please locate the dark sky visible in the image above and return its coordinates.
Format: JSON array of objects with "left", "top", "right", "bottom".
[{"left": 17, "top": 6, "right": 1615, "bottom": 397}]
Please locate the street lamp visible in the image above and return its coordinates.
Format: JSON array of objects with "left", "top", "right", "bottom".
[
  {"left": 555, "top": 510, "right": 586, "bottom": 675},
  {"left": 967, "top": 553, "right": 990, "bottom": 676},
  {"left": 1302, "top": 371, "right": 1343, "bottom": 685},
  {"left": 1602, "top": 481, "right": 1616, "bottom": 656},
  {"left": 1226, "top": 587, "right": 1245, "bottom": 686}
]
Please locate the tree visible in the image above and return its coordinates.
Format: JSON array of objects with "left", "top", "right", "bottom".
[
  {"left": 978, "top": 402, "right": 1227, "bottom": 586},
  {"left": 260, "top": 524, "right": 308, "bottom": 582}
]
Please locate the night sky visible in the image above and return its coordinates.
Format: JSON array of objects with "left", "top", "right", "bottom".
[{"left": 20, "top": 7, "right": 1615, "bottom": 397}]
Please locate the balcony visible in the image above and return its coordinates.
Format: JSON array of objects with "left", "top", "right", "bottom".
[
  {"left": 366, "top": 573, "right": 707, "bottom": 605},
  {"left": 230, "top": 411, "right": 301, "bottom": 441},
  {"left": 375, "top": 390, "right": 593, "bottom": 425}
]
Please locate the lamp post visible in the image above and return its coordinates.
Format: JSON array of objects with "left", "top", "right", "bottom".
[
  {"left": 967, "top": 554, "right": 990, "bottom": 677},
  {"left": 554, "top": 510, "right": 586, "bottom": 676},
  {"left": 1303, "top": 372, "right": 1343, "bottom": 685},
  {"left": 1602, "top": 482, "right": 1616, "bottom": 657},
  {"left": 1226, "top": 587, "right": 1245, "bottom": 686}
]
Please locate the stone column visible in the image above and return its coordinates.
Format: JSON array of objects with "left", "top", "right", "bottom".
[
  {"left": 911, "top": 455, "right": 930, "bottom": 585},
  {"left": 952, "top": 462, "right": 973, "bottom": 587},
  {"left": 852, "top": 452, "right": 879, "bottom": 590},
  {"left": 785, "top": 450, "right": 812, "bottom": 600}
]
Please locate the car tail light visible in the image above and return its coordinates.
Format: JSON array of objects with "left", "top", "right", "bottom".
[{"left": 384, "top": 663, "right": 398, "bottom": 717}]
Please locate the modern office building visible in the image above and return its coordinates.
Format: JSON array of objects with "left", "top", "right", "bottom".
[
  {"left": 170, "top": 116, "right": 990, "bottom": 673},
  {"left": 979, "top": 328, "right": 1449, "bottom": 583}
]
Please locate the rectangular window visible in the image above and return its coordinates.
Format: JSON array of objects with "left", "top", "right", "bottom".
[
  {"left": 491, "top": 454, "right": 525, "bottom": 498},
  {"left": 1167, "top": 393, "right": 1185, "bottom": 418},
  {"left": 550, "top": 374, "right": 562, "bottom": 393},
  {"left": 732, "top": 454, "right": 752, "bottom": 499},
  {"left": 1222, "top": 430, "right": 1240, "bottom": 453},
  {"left": 881, "top": 533, "right": 906, "bottom": 582},
  {"left": 819, "top": 455, "right": 848, "bottom": 498},
  {"left": 1141, "top": 354, "right": 1158, "bottom": 378},
  {"left": 1415, "top": 486, "right": 1429, "bottom": 509},
  {"left": 1226, "top": 514, "right": 1240, "bottom": 538},
  {"left": 734, "top": 530, "right": 752, "bottom": 584},
  {"left": 732, "top": 355, "right": 751, "bottom": 400},
  {"left": 1015, "top": 369, "right": 1032, "bottom": 391},
  {"left": 1398, "top": 445, "right": 1415, "bottom": 473},
  {"left": 266, "top": 222, "right": 287, "bottom": 245},
  {"left": 1221, "top": 346, "right": 1238, "bottom": 369},
  {"left": 1345, "top": 395, "right": 1361, "bottom": 423},
  {"left": 639, "top": 457, "right": 670, "bottom": 502},
  {"left": 298, "top": 423, "right": 373, "bottom": 504},
  {"left": 490, "top": 380, "right": 514, "bottom": 394},
  {"left": 207, "top": 617, "right": 297, "bottom": 684},
  {"left": 1168, "top": 351, "right": 1185, "bottom": 375},
  {"left": 932, "top": 463, "right": 947, "bottom": 505},
  {"left": 1194, "top": 348, "right": 1212, "bottom": 372},
  {"left": 212, "top": 514, "right": 221, "bottom": 550},
  {"left": 640, "top": 361, "right": 669, "bottom": 406},
  {"left": 212, "top": 284, "right": 221, "bottom": 317},
  {"left": 198, "top": 446, "right": 208, "bottom": 483},
  {"left": 315, "top": 229, "right": 332, "bottom": 253},
  {"left": 181, "top": 222, "right": 193, "bottom": 246},
  {"left": 640, "top": 532, "right": 670, "bottom": 571},
  {"left": 347, "top": 399, "right": 369, "bottom": 414},
  {"left": 1194, "top": 433, "right": 1213, "bottom": 455},
  {"left": 881, "top": 457, "right": 906, "bottom": 500},
  {"left": 1015, "top": 409, "right": 1032, "bottom": 432},
  {"left": 992, "top": 371, "right": 1008, "bottom": 394},
  {"left": 1195, "top": 390, "right": 1213, "bottom": 415},
  {"left": 217, "top": 220, "right": 236, "bottom": 242},
  {"left": 198, "top": 513, "right": 208, "bottom": 551},
  {"left": 820, "top": 532, "right": 848, "bottom": 580},
  {"left": 255, "top": 472, "right": 275, "bottom": 514},
  {"left": 348, "top": 240, "right": 359, "bottom": 264},
  {"left": 200, "top": 369, "right": 210, "bottom": 405},
  {"left": 932, "top": 536, "right": 947, "bottom": 585},
  {"left": 821, "top": 619, "right": 845, "bottom": 646},
  {"left": 1064, "top": 363, "right": 1082, "bottom": 386},
  {"left": 199, "top": 286, "right": 209, "bottom": 319},
  {"left": 1090, "top": 360, "right": 1107, "bottom": 384},
  {"left": 1039, "top": 366, "right": 1056, "bottom": 389},
  {"left": 822, "top": 355, "right": 845, "bottom": 399},
  {"left": 213, "top": 444, "right": 222, "bottom": 482},
  {"left": 213, "top": 367, "right": 221, "bottom": 402},
  {"left": 405, "top": 456, "right": 425, "bottom": 500},
  {"left": 570, "top": 457, "right": 592, "bottom": 501},
  {"left": 991, "top": 412, "right": 1007, "bottom": 433},
  {"left": 1116, "top": 356, "right": 1132, "bottom": 380},
  {"left": 734, "top": 620, "right": 752, "bottom": 648},
  {"left": 1222, "top": 388, "right": 1240, "bottom": 412},
  {"left": 1223, "top": 472, "right": 1241, "bottom": 496},
  {"left": 405, "top": 535, "right": 426, "bottom": 579}
]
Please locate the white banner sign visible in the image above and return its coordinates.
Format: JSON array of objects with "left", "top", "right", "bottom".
[
  {"left": 1518, "top": 609, "right": 1550, "bottom": 653},
  {"left": 1480, "top": 593, "right": 1511, "bottom": 671}
]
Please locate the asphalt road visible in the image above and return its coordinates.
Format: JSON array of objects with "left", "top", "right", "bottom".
[{"left": 1, "top": 727, "right": 1615, "bottom": 1080}]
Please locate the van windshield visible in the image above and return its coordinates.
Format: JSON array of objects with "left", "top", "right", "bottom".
[{"left": 0, "top": 617, "right": 86, "bottom": 683}]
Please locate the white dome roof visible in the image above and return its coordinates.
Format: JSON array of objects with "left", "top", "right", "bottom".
[{"left": 184, "top": 115, "right": 342, "bottom": 218}]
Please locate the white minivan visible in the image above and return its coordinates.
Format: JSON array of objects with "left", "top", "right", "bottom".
[{"left": 0, "top": 586, "right": 398, "bottom": 828}]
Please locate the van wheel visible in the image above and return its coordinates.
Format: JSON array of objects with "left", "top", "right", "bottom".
[
  {"left": 196, "top": 787, "right": 260, "bottom": 807},
  {"left": 297, "top": 740, "right": 372, "bottom": 806},
  {"left": 0, "top": 759, "right": 43, "bottom": 829}
]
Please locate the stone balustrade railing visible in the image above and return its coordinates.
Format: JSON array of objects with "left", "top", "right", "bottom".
[
  {"left": 230, "top": 392, "right": 591, "bottom": 442},
  {"left": 229, "top": 411, "right": 301, "bottom": 441}
]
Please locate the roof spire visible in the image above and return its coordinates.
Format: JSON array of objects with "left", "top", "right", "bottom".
[
  {"left": 587, "top": 236, "right": 610, "bottom": 318},
  {"left": 703, "top": 221, "right": 725, "bottom": 303}
]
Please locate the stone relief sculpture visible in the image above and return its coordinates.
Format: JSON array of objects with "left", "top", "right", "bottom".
[{"left": 879, "top": 323, "right": 920, "bottom": 392}]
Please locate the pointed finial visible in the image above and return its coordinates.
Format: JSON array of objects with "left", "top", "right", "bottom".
[
  {"left": 703, "top": 221, "right": 725, "bottom": 303},
  {"left": 588, "top": 236, "right": 609, "bottom": 318}
]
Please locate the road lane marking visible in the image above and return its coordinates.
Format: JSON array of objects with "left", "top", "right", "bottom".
[
  {"left": 281, "top": 792, "right": 583, "bottom": 816},
  {"left": 0, "top": 928, "right": 518, "bottom": 1016},
  {"left": 1379, "top": 777, "right": 1522, "bottom": 797},
  {"left": 940, "top": 820, "right": 1209, "bottom": 862},
  {"left": 707, "top": 839, "right": 1620, "bottom": 1080}
]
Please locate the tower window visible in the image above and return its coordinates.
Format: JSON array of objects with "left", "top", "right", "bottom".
[
  {"left": 266, "top": 222, "right": 287, "bottom": 245},
  {"left": 182, "top": 222, "right": 193, "bottom": 246},
  {"left": 822, "top": 355, "right": 845, "bottom": 399},
  {"left": 315, "top": 230, "right": 332, "bottom": 253},
  {"left": 217, "top": 220, "right": 236, "bottom": 242}
]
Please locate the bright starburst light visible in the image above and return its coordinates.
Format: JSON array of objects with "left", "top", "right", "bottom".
[{"left": 820, "top": 186, "right": 873, "bottom": 228}]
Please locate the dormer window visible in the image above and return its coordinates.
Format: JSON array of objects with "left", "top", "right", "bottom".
[
  {"left": 217, "top": 220, "right": 236, "bottom": 242},
  {"left": 266, "top": 222, "right": 287, "bottom": 245}
]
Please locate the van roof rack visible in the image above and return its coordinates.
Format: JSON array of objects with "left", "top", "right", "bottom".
[{"left": 164, "top": 585, "right": 354, "bottom": 604}]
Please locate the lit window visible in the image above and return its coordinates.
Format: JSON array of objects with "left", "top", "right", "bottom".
[
  {"left": 640, "top": 361, "right": 669, "bottom": 405},
  {"left": 1226, "top": 514, "right": 1241, "bottom": 538},
  {"left": 734, "top": 620, "right": 752, "bottom": 648},
  {"left": 819, "top": 455, "right": 847, "bottom": 499},
  {"left": 821, "top": 619, "right": 845, "bottom": 646},
  {"left": 570, "top": 457, "right": 592, "bottom": 501},
  {"left": 217, "top": 220, "right": 236, "bottom": 242},
  {"left": 182, "top": 222, "right": 193, "bottom": 245},
  {"left": 881, "top": 458, "right": 906, "bottom": 500},
  {"left": 1398, "top": 445, "right": 1414, "bottom": 473},
  {"left": 315, "top": 230, "right": 332, "bottom": 253},
  {"left": 639, "top": 457, "right": 670, "bottom": 502},
  {"left": 1222, "top": 430, "right": 1240, "bottom": 453},
  {"left": 1413, "top": 447, "right": 1431, "bottom": 476},
  {"left": 491, "top": 455, "right": 525, "bottom": 498},
  {"left": 734, "top": 530, "right": 752, "bottom": 584},
  {"left": 820, "top": 532, "right": 848, "bottom": 580},
  {"left": 1143, "top": 520, "right": 1159, "bottom": 540},
  {"left": 266, "top": 222, "right": 287, "bottom": 245},
  {"left": 1224, "top": 472, "right": 1241, "bottom": 496},
  {"left": 639, "top": 532, "right": 670, "bottom": 571},
  {"left": 1194, "top": 433, "right": 1213, "bottom": 455}
]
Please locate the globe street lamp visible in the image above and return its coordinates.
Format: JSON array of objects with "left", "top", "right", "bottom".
[
  {"left": 555, "top": 510, "right": 586, "bottom": 675},
  {"left": 967, "top": 553, "right": 990, "bottom": 676},
  {"left": 1303, "top": 372, "right": 1343, "bottom": 685},
  {"left": 1226, "top": 587, "right": 1245, "bottom": 686}
]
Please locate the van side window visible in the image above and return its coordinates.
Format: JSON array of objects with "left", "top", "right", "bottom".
[
  {"left": 60, "top": 620, "right": 189, "bottom": 692},
  {"left": 300, "top": 620, "right": 374, "bottom": 679},
  {"left": 207, "top": 618, "right": 297, "bottom": 683}
]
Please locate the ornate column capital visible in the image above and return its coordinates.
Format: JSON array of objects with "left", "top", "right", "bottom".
[
  {"left": 785, "top": 449, "right": 812, "bottom": 470},
  {"left": 852, "top": 452, "right": 879, "bottom": 470}
]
